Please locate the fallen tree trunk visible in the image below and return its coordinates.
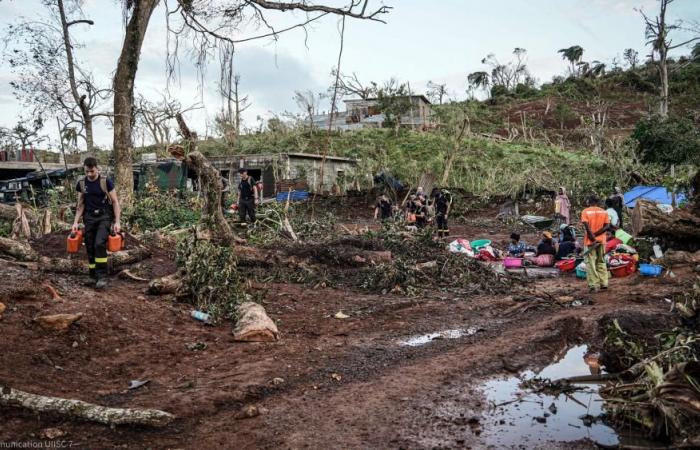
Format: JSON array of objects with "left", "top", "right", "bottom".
[
  {"left": 232, "top": 302, "right": 279, "bottom": 342},
  {"left": 632, "top": 199, "right": 700, "bottom": 248},
  {"left": 0, "top": 236, "right": 38, "bottom": 260},
  {"left": 0, "top": 385, "right": 174, "bottom": 427},
  {"left": 0, "top": 237, "right": 150, "bottom": 272},
  {"left": 0, "top": 203, "right": 36, "bottom": 222},
  {"left": 148, "top": 272, "right": 183, "bottom": 295},
  {"left": 38, "top": 247, "right": 152, "bottom": 274}
]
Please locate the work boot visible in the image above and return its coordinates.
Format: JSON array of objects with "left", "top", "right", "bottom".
[{"left": 95, "top": 278, "right": 108, "bottom": 289}]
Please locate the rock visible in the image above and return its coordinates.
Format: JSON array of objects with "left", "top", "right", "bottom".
[
  {"left": 232, "top": 302, "right": 279, "bottom": 342},
  {"left": 39, "top": 428, "right": 66, "bottom": 439},
  {"left": 34, "top": 313, "right": 83, "bottom": 332},
  {"left": 235, "top": 404, "right": 262, "bottom": 420},
  {"left": 272, "top": 377, "right": 285, "bottom": 386},
  {"left": 334, "top": 311, "right": 349, "bottom": 319},
  {"left": 72, "top": 341, "right": 78, "bottom": 348},
  {"left": 534, "top": 416, "right": 547, "bottom": 423}
]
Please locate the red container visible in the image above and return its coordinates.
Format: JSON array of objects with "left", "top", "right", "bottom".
[
  {"left": 556, "top": 258, "right": 577, "bottom": 272},
  {"left": 107, "top": 233, "right": 124, "bottom": 252},
  {"left": 610, "top": 262, "right": 635, "bottom": 278},
  {"left": 67, "top": 230, "right": 83, "bottom": 254}
]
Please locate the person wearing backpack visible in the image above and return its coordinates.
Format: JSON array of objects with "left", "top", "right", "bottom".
[
  {"left": 237, "top": 168, "right": 258, "bottom": 223},
  {"left": 71, "top": 157, "right": 121, "bottom": 289}
]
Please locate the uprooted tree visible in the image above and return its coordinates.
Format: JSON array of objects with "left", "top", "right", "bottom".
[{"left": 107, "top": 0, "right": 391, "bottom": 208}]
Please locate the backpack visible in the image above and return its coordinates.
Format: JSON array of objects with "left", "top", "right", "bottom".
[{"left": 79, "top": 176, "right": 112, "bottom": 206}]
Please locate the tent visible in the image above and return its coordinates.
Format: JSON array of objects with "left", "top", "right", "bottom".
[{"left": 623, "top": 185, "right": 687, "bottom": 208}]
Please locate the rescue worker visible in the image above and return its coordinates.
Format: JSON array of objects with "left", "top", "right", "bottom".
[
  {"left": 434, "top": 189, "right": 451, "bottom": 237},
  {"left": 71, "top": 157, "right": 121, "bottom": 289},
  {"left": 237, "top": 168, "right": 258, "bottom": 223},
  {"left": 374, "top": 193, "right": 393, "bottom": 221}
]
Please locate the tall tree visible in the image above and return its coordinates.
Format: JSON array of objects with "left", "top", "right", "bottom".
[
  {"left": 558, "top": 45, "right": 585, "bottom": 77},
  {"left": 623, "top": 48, "right": 640, "bottom": 69},
  {"left": 426, "top": 81, "right": 448, "bottom": 105},
  {"left": 467, "top": 71, "right": 490, "bottom": 97},
  {"left": 4, "top": 0, "right": 109, "bottom": 152},
  {"left": 293, "top": 90, "right": 324, "bottom": 134},
  {"left": 641, "top": 0, "right": 700, "bottom": 118},
  {"left": 480, "top": 48, "right": 531, "bottom": 91},
  {"left": 111, "top": 0, "right": 390, "bottom": 207},
  {"left": 332, "top": 70, "right": 373, "bottom": 99}
]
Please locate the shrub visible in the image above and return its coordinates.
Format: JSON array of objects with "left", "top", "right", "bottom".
[{"left": 632, "top": 115, "right": 700, "bottom": 166}]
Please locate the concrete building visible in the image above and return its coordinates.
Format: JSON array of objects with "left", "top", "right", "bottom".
[
  {"left": 312, "top": 95, "right": 433, "bottom": 131},
  {"left": 208, "top": 153, "right": 359, "bottom": 197}
]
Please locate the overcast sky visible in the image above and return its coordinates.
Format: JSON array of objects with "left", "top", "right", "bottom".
[{"left": 0, "top": 0, "right": 698, "bottom": 149}]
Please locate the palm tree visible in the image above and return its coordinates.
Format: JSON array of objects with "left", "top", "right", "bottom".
[
  {"left": 585, "top": 61, "right": 606, "bottom": 78},
  {"left": 558, "top": 45, "right": 585, "bottom": 77},
  {"left": 467, "top": 71, "right": 490, "bottom": 96}
]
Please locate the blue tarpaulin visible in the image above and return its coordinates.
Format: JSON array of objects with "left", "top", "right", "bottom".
[
  {"left": 623, "top": 185, "right": 687, "bottom": 207},
  {"left": 276, "top": 190, "right": 309, "bottom": 202}
]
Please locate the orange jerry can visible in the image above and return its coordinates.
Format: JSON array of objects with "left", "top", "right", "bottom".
[
  {"left": 67, "top": 230, "right": 83, "bottom": 254},
  {"left": 107, "top": 232, "right": 124, "bottom": 252}
]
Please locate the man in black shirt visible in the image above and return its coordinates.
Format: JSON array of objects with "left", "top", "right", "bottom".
[
  {"left": 434, "top": 189, "right": 451, "bottom": 237},
  {"left": 237, "top": 168, "right": 258, "bottom": 223},
  {"left": 72, "top": 157, "right": 122, "bottom": 289},
  {"left": 374, "top": 194, "right": 393, "bottom": 221}
]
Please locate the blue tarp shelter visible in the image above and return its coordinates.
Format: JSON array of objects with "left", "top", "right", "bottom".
[{"left": 623, "top": 185, "right": 687, "bottom": 208}]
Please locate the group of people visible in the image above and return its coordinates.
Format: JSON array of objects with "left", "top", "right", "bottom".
[
  {"left": 532, "top": 186, "right": 625, "bottom": 292},
  {"left": 507, "top": 224, "right": 579, "bottom": 261},
  {"left": 374, "top": 187, "right": 452, "bottom": 237}
]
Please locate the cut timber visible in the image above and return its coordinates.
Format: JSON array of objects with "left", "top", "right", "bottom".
[
  {"left": 233, "top": 302, "right": 279, "bottom": 342},
  {"left": 0, "top": 237, "right": 38, "bottom": 260},
  {"left": 632, "top": 199, "right": 700, "bottom": 242},
  {"left": 0, "top": 238, "right": 150, "bottom": 273},
  {"left": 0, "top": 385, "right": 174, "bottom": 427},
  {"left": 148, "top": 272, "right": 183, "bottom": 295}
]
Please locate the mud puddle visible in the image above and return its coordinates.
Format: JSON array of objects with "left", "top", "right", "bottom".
[
  {"left": 480, "top": 345, "right": 619, "bottom": 448},
  {"left": 399, "top": 327, "right": 479, "bottom": 347}
]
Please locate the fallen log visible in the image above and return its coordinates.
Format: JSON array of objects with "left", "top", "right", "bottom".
[
  {"left": 0, "top": 385, "right": 174, "bottom": 427},
  {"left": 659, "top": 250, "right": 700, "bottom": 267},
  {"left": 232, "top": 302, "right": 279, "bottom": 342},
  {"left": 632, "top": 199, "right": 700, "bottom": 245},
  {"left": 0, "top": 203, "right": 36, "bottom": 222},
  {"left": 0, "top": 238, "right": 151, "bottom": 273},
  {"left": 0, "top": 236, "right": 38, "bottom": 260},
  {"left": 148, "top": 272, "right": 183, "bottom": 295}
]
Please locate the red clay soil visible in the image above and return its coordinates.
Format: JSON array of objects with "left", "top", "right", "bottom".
[{"left": 0, "top": 241, "right": 690, "bottom": 449}]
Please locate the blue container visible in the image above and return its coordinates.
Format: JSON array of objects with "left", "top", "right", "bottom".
[{"left": 639, "top": 263, "right": 663, "bottom": 277}]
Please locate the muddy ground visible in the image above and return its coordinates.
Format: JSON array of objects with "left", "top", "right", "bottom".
[{"left": 0, "top": 209, "right": 691, "bottom": 449}]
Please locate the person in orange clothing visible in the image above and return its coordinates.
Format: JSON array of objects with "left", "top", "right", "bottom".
[{"left": 580, "top": 195, "right": 612, "bottom": 292}]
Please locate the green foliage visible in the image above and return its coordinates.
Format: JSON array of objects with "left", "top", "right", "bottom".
[
  {"left": 125, "top": 188, "right": 201, "bottom": 232},
  {"left": 0, "top": 220, "right": 11, "bottom": 238},
  {"left": 175, "top": 236, "right": 246, "bottom": 321},
  {"left": 632, "top": 115, "right": 700, "bottom": 167}
]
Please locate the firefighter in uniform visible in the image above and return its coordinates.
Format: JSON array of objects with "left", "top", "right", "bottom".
[
  {"left": 434, "top": 189, "right": 451, "bottom": 238},
  {"left": 72, "top": 157, "right": 121, "bottom": 289}
]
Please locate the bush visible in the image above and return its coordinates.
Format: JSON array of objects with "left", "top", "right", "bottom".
[
  {"left": 175, "top": 237, "right": 246, "bottom": 321},
  {"left": 126, "top": 189, "right": 201, "bottom": 232},
  {"left": 632, "top": 115, "right": 700, "bottom": 166}
]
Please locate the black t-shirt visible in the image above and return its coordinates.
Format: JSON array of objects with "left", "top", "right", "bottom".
[
  {"left": 376, "top": 199, "right": 392, "bottom": 219},
  {"left": 238, "top": 177, "right": 256, "bottom": 200},
  {"left": 536, "top": 240, "right": 556, "bottom": 256},
  {"left": 76, "top": 176, "right": 114, "bottom": 212},
  {"left": 435, "top": 195, "right": 449, "bottom": 214},
  {"left": 556, "top": 240, "right": 577, "bottom": 260}
]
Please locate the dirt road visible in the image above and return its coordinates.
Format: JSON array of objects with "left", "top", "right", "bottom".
[{"left": 0, "top": 252, "right": 684, "bottom": 449}]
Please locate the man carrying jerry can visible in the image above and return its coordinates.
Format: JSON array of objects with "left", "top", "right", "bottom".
[{"left": 71, "top": 157, "right": 122, "bottom": 289}]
